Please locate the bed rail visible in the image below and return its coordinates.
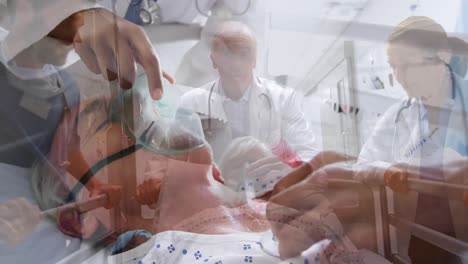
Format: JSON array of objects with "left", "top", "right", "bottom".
[
  {"left": 327, "top": 179, "right": 378, "bottom": 253},
  {"left": 380, "top": 178, "right": 468, "bottom": 262}
]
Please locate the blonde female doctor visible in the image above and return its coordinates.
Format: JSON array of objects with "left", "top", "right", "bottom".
[{"left": 354, "top": 17, "right": 468, "bottom": 264}]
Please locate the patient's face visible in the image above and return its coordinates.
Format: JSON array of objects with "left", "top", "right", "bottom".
[
  {"left": 81, "top": 120, "right": 215, "bottom": 190},
  {"left": 84, "top": 120, "right": 210, "bottom": 164}
]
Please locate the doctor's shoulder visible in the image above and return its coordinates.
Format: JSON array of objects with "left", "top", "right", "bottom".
[
  {"left": 179, "top": 86, "right": 213, "bottom": 118},
  {"left": 180, "top": 87, "right": 208, "bottom": 105},
  {"left": 377, "top": 100, "right": 407, "bottom": 122},
  {"left": 364, "top": 100, "right": 406, "bottom": 137},
  {"left": 261, "top": 79, "right": 298, "bottom": 103}
]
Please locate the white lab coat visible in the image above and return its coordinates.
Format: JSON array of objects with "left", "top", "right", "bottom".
[
  {"left": 180, "top": 77, "right": 319, "bottom": 162},
  {"left": 354, "top": 97, "right": 468, "bottom": 262}
]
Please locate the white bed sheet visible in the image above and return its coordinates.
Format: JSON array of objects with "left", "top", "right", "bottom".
[{"left": 0, "top": 163, "right": 82, "bottom": 263}]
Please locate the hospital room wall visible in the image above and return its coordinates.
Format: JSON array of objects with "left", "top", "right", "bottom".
[{"left": 298, "top": 0, "right": 462, "bottom": 151}]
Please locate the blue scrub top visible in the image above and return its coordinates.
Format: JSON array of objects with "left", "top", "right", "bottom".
[{"left": 0, "top": 63, "right": 80, "bottom": 167}]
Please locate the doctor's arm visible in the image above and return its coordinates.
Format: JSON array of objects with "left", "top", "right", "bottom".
[
  {"left": 66, "top": 148, "right": 122, "bottom": 210},
  {"left": 4, "top": 0, "right": 172, "bottom": 99},
  {"left": 51, "top": 106, "right": 122, "bottom": 210},
  {"left": 382, "top": 161, "right": 468, "bottom": 205},
  {"left": 353, "top": 106, "right": 398, "bottom": 186},
  {"left": 280, "top": 91, "right": 321, "bottom": 161},
  {"left": 48, "top": 8, "right": 173, "bottom": 99}
]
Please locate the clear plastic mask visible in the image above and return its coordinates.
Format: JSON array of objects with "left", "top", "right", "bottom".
[{"left": 111, "top": 75, "right": 206, "bottom": 155}]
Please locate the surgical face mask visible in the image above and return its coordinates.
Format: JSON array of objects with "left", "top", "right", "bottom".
[{"left": 111, "top": 75, "right": 206, "bottom": 155}]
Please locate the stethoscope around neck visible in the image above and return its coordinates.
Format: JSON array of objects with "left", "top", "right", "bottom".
[
  {"left": 125, "top": 0, "right": 252, "bottom": 25},
  {"left": 391, "top": 66, "right": 468, "bottom": 160},
  {"left": 205, "top": 77, "right": 273, "bottom": 137}
]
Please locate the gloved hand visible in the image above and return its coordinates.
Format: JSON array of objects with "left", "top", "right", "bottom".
[
  {"left": 49, "top": 8, "right": 174, "bottom": 99},
  {"left": 0, "top": 198, "right": 41, "bottom": 245},
  {"left": 383, "top": 164, "right": 409, "bottom": 193}
]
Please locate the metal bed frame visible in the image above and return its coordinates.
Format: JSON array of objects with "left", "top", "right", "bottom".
[
  {"left": 328, "top": 178, "right": 468, "bottom": 263},
  {"left": 328, "top": 179, "right": 379, "bottom": 253},
  {"left": 379, "top": 178, "right": 468, "bottom": 264},
  {"left": 56, "top": 178, "right": 467, "bottom": 263}
]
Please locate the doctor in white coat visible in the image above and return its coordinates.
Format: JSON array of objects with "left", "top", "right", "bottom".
[
  {"left": 354, "top": 17, "right": 468, "bottom": 264},
  {"left": 180, "top": 21, "right": 319, "bottom": 163},
  {"left": 174, "top": 0, "right": 268, "bottom": 87}
]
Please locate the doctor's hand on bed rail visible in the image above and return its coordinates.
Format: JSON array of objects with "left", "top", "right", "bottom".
[
  {"left": 0, "top": 198, "right": 41, "bottom": 245},
  {"left": 267, "top": 168, "right": 331, "bottom": 258},
  {"left": 271, "top": 151, "right": 355, "bottom": 196},
  {"left": 48, "top": 8, "right": 174, "bottom": 99},
  {"left": 383, "top": 161, "right": 468, "bottom": 202},
  {"left": 383, "top": 164, "right": 410, "bottom": 193}
]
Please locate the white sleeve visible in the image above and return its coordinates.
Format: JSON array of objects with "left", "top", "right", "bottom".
[
  {"left": 353, "top": 106, "right": 398, "bottom": 185},
  {"left": 280, "top": 90, "right": 321, "bottom": 161},
  {"left": 1, "top": 0, "right": 101, "bottom": 63}
]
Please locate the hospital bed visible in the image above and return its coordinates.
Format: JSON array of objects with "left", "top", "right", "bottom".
[
  {"left": 0, "top": 161, "right": 118, "bottom": 264},
  {"left": 380, "top": 179, "right": 468, "bottom": 264},
  {"left": 55, "top": 178, "right": 382, "bottom": 264},
  {"left": 324, "top": 176, "right": 468, "bottom": 264},
  {"left": 3, "top": 160, "right": 467, "bottom": 263},
  {"left": 326, "top": 179, "right": 379, "bottom": 253}
]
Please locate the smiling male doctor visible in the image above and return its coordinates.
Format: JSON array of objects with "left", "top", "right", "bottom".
[{"left": 180, "top": 21, "right": 319, "bottom": 165}]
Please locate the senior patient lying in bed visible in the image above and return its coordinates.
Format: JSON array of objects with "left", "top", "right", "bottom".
[
  {"left": 31, "top": 98, "right": 389, "bottom": 264},
  {"left": 138, "top": 137, "right": 390, "bottom": 264}
]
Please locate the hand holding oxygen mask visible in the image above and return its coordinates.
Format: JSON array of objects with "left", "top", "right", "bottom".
[
  {"left": 48, "top": 8, "right": 174, "bottom": 99},
  {"left": 111, "top": 75, "right": 208, "bottom": 212}
]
